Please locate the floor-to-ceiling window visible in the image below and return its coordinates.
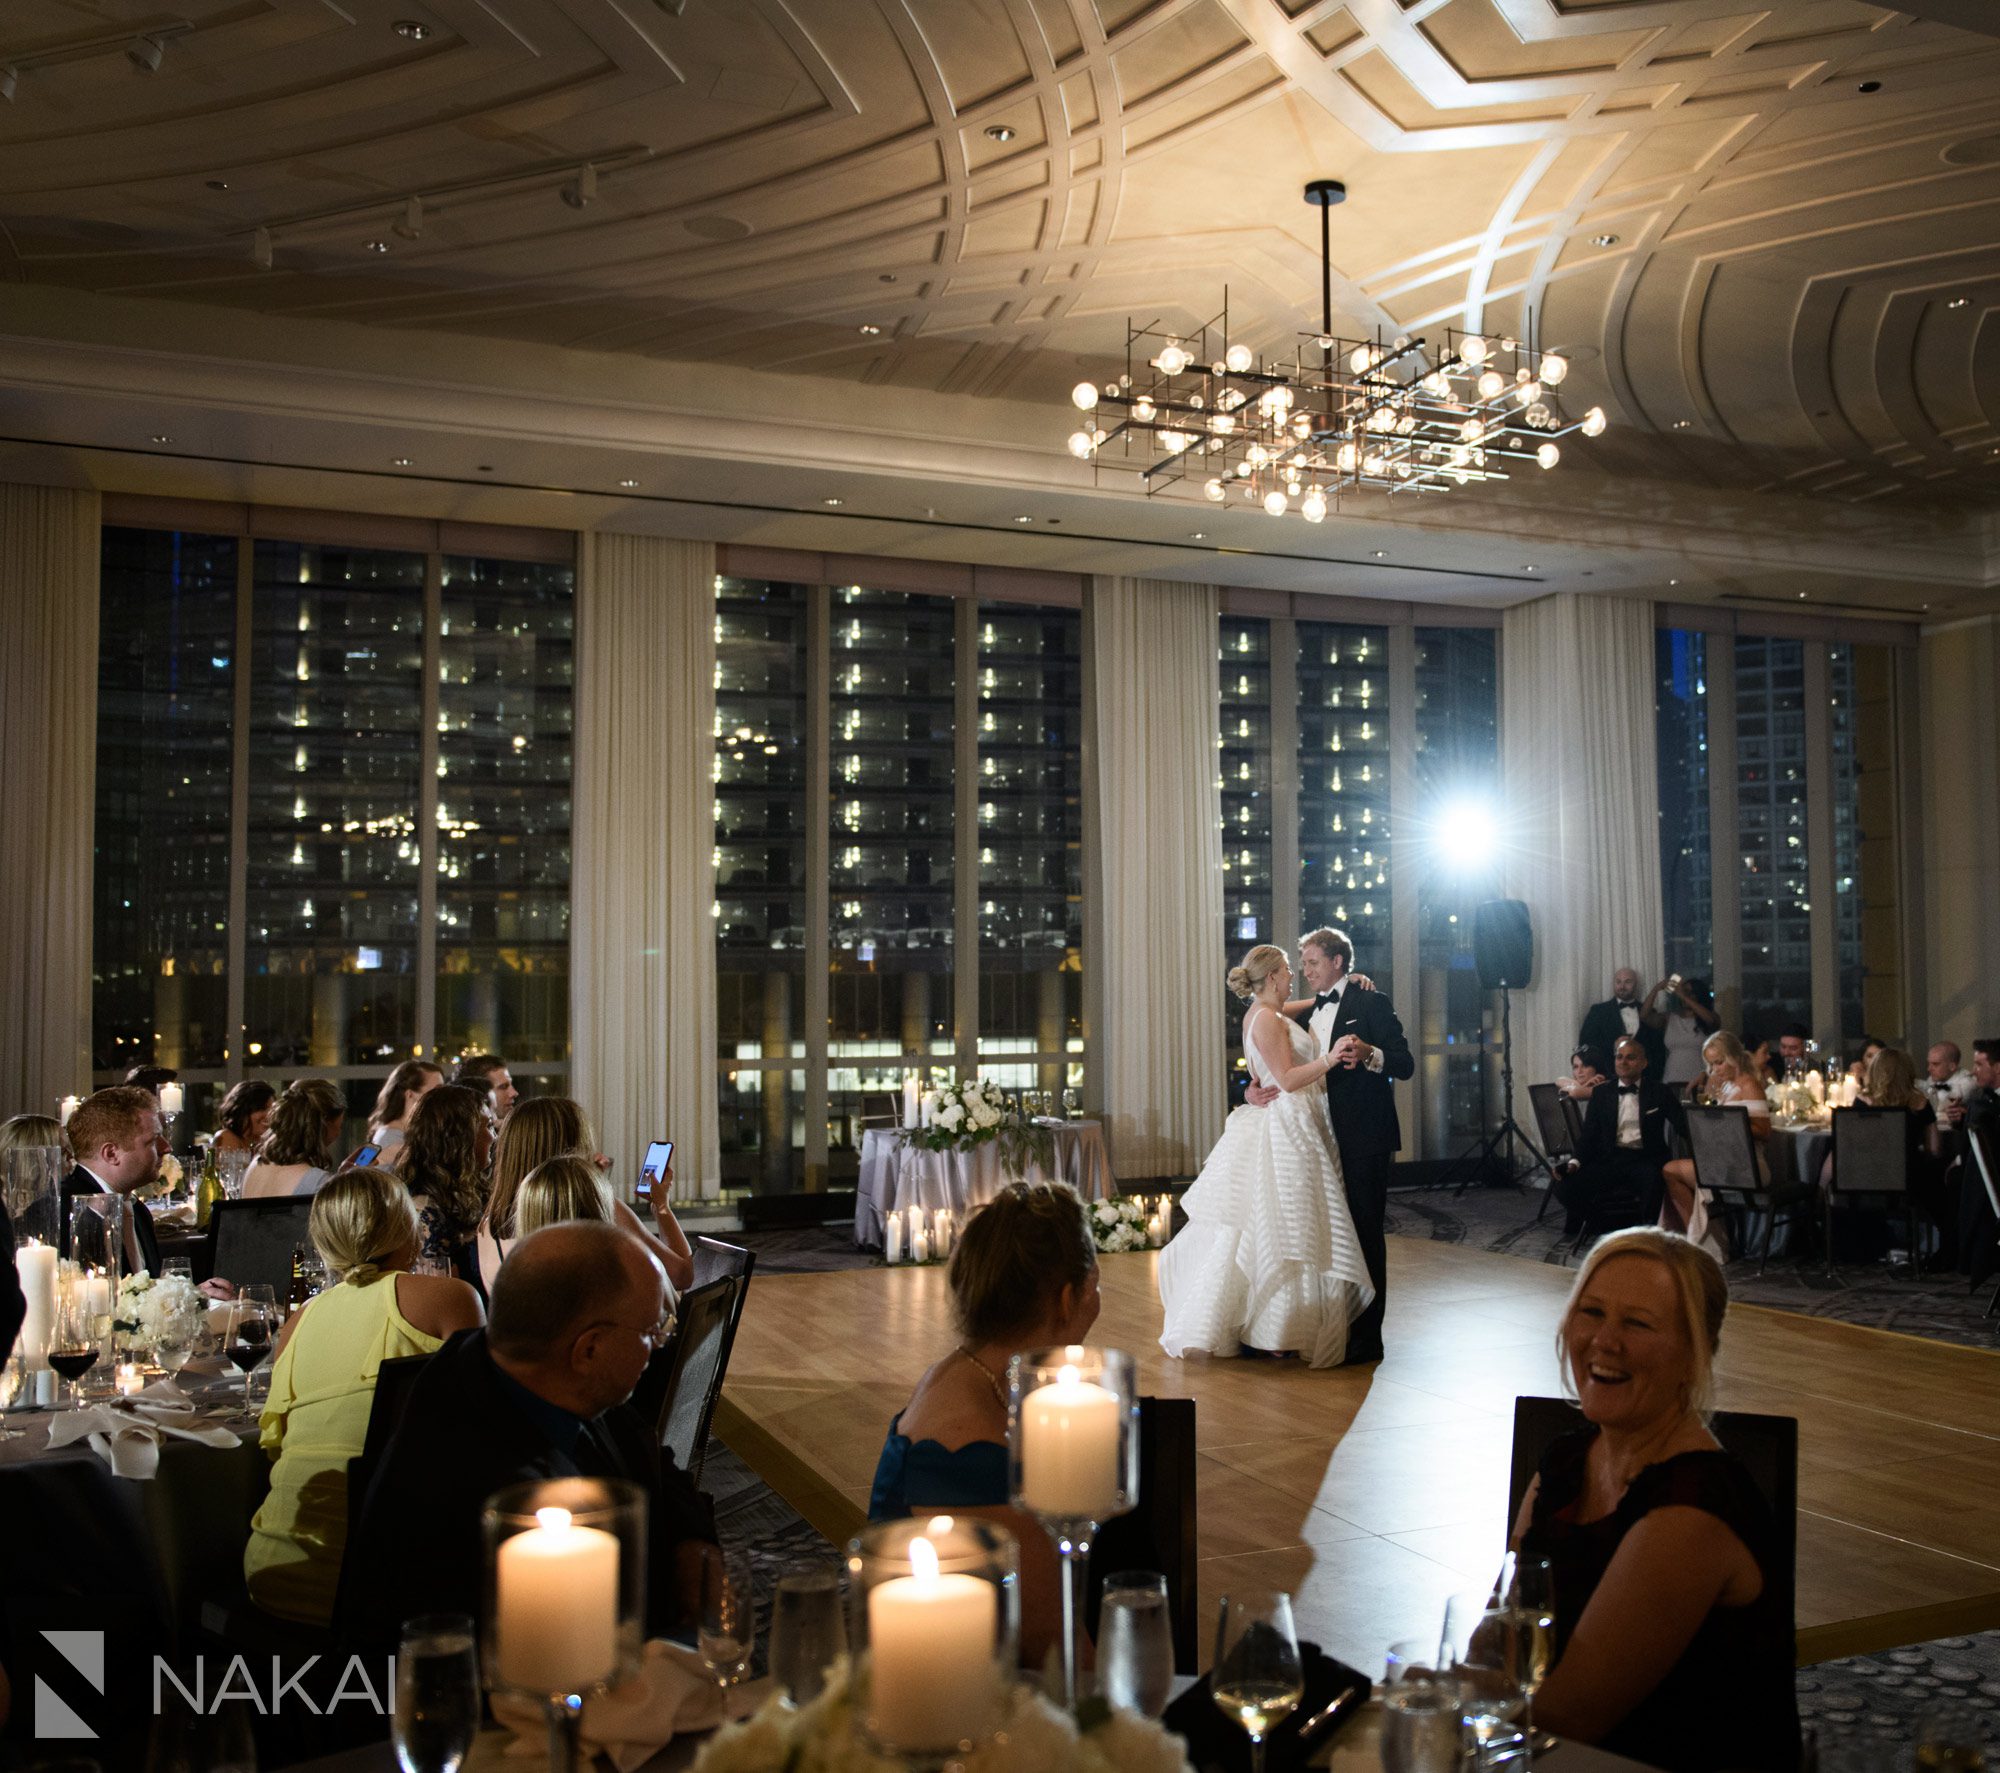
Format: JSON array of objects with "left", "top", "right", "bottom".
[
  {"left": 1297, "top": 621, "right": 1392, "bottom": 999},
  {"left": 1219, "top": 616, "right": 1274, "bottom": 1063},
  {"left": 92, "top": 523, "right": 574, "bottom": 1130},
  {"left": 1656, "top": 628, "right": 1713, "bottom": 986},
  {"left": 1735, "top": 636, "right": 1811, "bottom": 1042}
]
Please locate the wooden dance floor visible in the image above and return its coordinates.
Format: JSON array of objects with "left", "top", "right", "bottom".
[{"left": 714, "top": 1235, "right": 2000, "bottom": 1669}]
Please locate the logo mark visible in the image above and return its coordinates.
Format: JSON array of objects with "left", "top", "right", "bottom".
[{"left": 36, "top": 1630, "right": 104, "bottom": 1739}]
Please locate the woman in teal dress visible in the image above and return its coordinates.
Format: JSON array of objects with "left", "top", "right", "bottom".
[{"left": 869, "top": 1182, "right": 1101, "bottom": 1669}]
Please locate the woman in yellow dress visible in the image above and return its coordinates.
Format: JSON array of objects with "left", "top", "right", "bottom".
[{"left": 243, "top": 1166, "right": 484, "bottom": 1624}]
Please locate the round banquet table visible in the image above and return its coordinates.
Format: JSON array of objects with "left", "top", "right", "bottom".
[
  {"left": 1730, "top": 1120, "right": 1829, "bottom": 1260},
  {"left": 853, "top": 1120, "right": 1115, "bottom": 1247}
]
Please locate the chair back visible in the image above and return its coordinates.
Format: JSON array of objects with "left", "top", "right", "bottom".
[
  {"left": 1685, "top": 1105, "right": 1762, "bottom": 1197},
  {"left": 1830, "top": 1106, "right": 1911, "bottom": 1197},
  {"left": 1968, "top": 1122, "right": 2000, "bottom": 1218},
  {"left": 1085, "top": 1396, "right": 1200, "bottom": 1673},
  {"left": 1558, "top": 1093, "right": 1585, "bottom": 1152},
  {"left": 209, "top": 1197, "right": 317, "bottom": 1296},
  {"left": 332, "top": 1352, "right": 433, "bottom": 1635},
  {"left": 654, "top": 1275, "right": 739, "bottom": 1481},
  {"left": 691, "top": 1235, "right": 756, "bottom": 1291},
  {"left": 1528, "top": 1084, "right": 1573, "bottom": 1159},
  {"left": 1506, "top": 1395, "right": 1797, "bottom": 1655}
]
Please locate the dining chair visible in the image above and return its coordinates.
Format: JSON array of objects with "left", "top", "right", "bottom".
[
  {"left": 651, "top": 1274, "right": 740, "bottom": 1483},
  {"left": 1968, "top": 1123, "right": 2000, "bottom": 1317},
  {"left": 1506, "top": 1395, "right": 1798, "bottom": 1660},
  {"left": 208, "top": 1197, "right": 317, "bottom": 1296},
  {"left": 1085, "top": 1395, "right": 1200, "bottom": 1673},
  {"left": 1684, "top": 1106, "right": 1812, "bottom": 1273},
  {"left": 1527, "top": 1084, "right": 1574, "bottom": 1222},
  {"left": 1826, "top": 1106, "right": 1916, "bottom": 1273}
]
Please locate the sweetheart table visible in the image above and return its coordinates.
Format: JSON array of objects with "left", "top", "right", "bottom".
[{"left": 853, "top": 1121, "right": 1116, "bottom": 1247}]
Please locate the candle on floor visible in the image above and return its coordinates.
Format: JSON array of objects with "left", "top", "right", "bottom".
[
  {"left": 1148, "top": 1203, "right": 1168, "bottom": 1248},
  {"left": 933, "top": 1208, "right": 953, "bottom": 1258},
  {"left": 885, "top": 1211, "right": 904, "bottom": 1265},
  {"left": 1019, "top": 1361, "right": 1122, "bottom": 1519},
  {"left": 902, "top": 1075, "right": 921, "bottom": 1130},
  {"left": 866, "top": 1533, "right": 998, "bottom": 1751},
  {"left": 911, "top": 1220, "right": 931, "bottom": 1265},
  {"left": 58, "top": 1095, "right": 81, "bottom": 1127},
  {"left": 15, "top": 1243, "right": 57, "bottom": 1364},
  {"left": 495, "top": 1506, "right": 620, "bottom": 1694}
]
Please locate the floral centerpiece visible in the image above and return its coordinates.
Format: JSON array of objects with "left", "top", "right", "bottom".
[
  {"left": 113, "top": 1271, "right": 203, "bottom": 1353},
  {"left": 136, "top": 1153, "right": 184, "bottom": 1201},
  {"left": 916, "top": 1078, "right": 1054, "bottom": 1181},
  {"left": 1089, "top": 1197, "right": 1151, "bottom": 1254},
  {"left": 693, "top": 1658, "right": 1190, "bottom": 1773}
]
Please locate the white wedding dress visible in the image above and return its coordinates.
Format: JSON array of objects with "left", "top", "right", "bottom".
[{"left": 1158, "top": 1008, "right": 1376, "bottom": 1369}]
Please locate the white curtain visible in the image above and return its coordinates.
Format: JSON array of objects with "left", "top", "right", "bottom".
[
  {"left": 571, "top": 535, "right": 720, "bottom": 1198},
  {"left": 0, "top": 485, "right": 101, "bottom": 1115},
  {"left": 1087, "top": 575, "right": 1224, "bottom": 1178},
  {"left": 1501, "top": 593, "right": 1664, "bottom": 1108}
]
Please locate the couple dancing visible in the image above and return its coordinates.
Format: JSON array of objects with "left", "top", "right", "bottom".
[{"left": 1159, "top": 927, "right": 1412, "bottom": 1369}]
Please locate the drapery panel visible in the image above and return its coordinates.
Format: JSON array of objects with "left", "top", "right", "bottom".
[
  {"left": 1086, "top": 575, "right": 1224, "bottom": 1179},
  {"left": 0, "top": 484, "right": 101, "bottom": 1113},
  {"left": 571, "top": 534, "right": 720, "bottom": 1198},
  {"left": 1501, "top": 593, "right": 1665, "bottom": 1106}
]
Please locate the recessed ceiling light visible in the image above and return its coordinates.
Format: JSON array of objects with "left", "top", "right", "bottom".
[
  {"left": 394, "top": 19, "right": 430, "bottom": 39},
  {"left": 822, "top": 497, "right": 843, "bottom": 506},
  {"left": 1798, "top": 591, "right": 1808, "bottom": 599},
  {"left": 1592, "top": 234, "right": 1620, "bottom": 247},
  {"left": 1947, "top": 296, "right": 1970, "bottom": 309},
  {"left": 1523, "top": 564, "right": 1537, "bottom": 571},
  {"left": 206, "top": 179, "right": 229, "bottom": 191},
  {"left": 1669, "top": 578, "right": 1679, "bottom": 586},
  {"left": 618, "top": 479, "right": 638, "bottom": 489},
  {"left": 984, "top": 124, "right": 1015, "bottom": 142},
  {"left": 391, "top": 456, "right": 413, "bottom": 467},
  {"left": 858, "top": 323, "right": 881, "bottom": 335},
  {"left": 150, "top": 433, "right": 172, "bottom": 444},
  {"left": 366, "top": 240, "right": 388, "bottom": 254},
  {"left": 1672, "top": 419, "right": 1691, "bottom": 430},
  {"left": 1371, "top": 550, "right": 1387, "bottom": 558},
  {"left": 1856, "top": 80, "right": 1881, "bottom": 93},
  {"left": 1014, "top": 515, "right": 1034, "bottom": 524},
  {"left": 1189, "top": 532, "right": 1206, "bottom": 540}
]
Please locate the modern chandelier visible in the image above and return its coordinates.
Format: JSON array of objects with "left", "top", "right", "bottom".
[{"left": 1061, "top": 180, "right": 1607, "bottom": 521}]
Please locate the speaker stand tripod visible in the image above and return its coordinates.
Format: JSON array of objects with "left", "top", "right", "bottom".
[{"left": 1439, "top": 985, "right": 1558, "bottom": 1194}]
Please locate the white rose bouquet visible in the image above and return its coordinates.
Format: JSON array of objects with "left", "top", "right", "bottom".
[
  {"left": 918, "top": 1078, "right": 1013, "bottom": 1152},
  {"left": 113, "top": 1271, "right": 203, "bottom": 1350},
  {"left": 692, "top": 1658, "right": 1191, "bottom": 1773},
  {"left": 1090, "top": 1196, "right": 1151, "bottom": 1254}
]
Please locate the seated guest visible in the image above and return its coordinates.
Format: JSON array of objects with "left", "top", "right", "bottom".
[
  {"left": 0, "top": 1197, "right": 22, "bottom": 1365},
  {"left": 212, "top": 1080, "right": 277, "bottom": 1157},
  {"left": 122, "top": 1064, "right": 179, "bottom": 1097},
  {"left": 1641, "top": 976, "right": 1718, "bottom": 1092},
  {"left": 451, "top": 1051, "right": 519, "bottom": 1123},
  {"left": 1850, "top": 1048, "right": 1943, "bottom": 1258},
  {"left": 1661, "top": 1033, "right": 1768, "bottom": 1257},
  {"left": 1761, "top": 1024, "right": 1811, "bottom": 1083},
  {"left": 1513, "top": 1228, "right": 1798, "bottom": 1772},
  {"left": 1, "top": 1112, "right": 66, "bottom": 1159},
  {"left": 401, "top": 1083, "right": 495, "bottom": 1287},
  {"left": 1846, "top": 1036, "right": 1887, "bottom": 1088},
  {"left": 477, "top": 1098, "right": 694, "bottom": 1294},
  {"left": 1943, "top": 1038, "right": 2000, "bottom": 1283},
  {"left": 340, "top": 1222, "right": 716, "bottom": 1655},
  {"left": 870, "top": 1182, "right": 1101, "bottom": 1670},
  {"left": 244, "top": 1168, "right": 483, "bottom": 1624},
  {"left": 244, "top": 1079, "right": 346, "bottom": 1199},
  {"left": 1559, "top": 1047, "right": 1612, "bottom": 1102},
  {"left": 60, "top": 1087, "right": 170, "bottom": 1275},
  {"left": 1554, "top": 1038, "right": 1686, "bottom": 1238},
  {"left": 1920, "top": 1042, "right": 1977, "bottom": 1118},
  {"left": 511, "top": 1156, "right": 620, "bottom": 1239},
  {"left": 1579, "top": 970, "right": 1662, "bottom": 1080},
  {"left": 363, "top": 1060, "right": 442, "bottom": 1171}
]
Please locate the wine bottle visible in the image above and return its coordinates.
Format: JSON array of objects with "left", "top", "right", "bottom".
[{"left": 195, "top": 1138, "right": 224, "bottom": 1231}]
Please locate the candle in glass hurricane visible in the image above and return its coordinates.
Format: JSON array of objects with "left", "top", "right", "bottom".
[
  {"left": 495, "top": 1507, "right": 620, "bottom": 1693},
  {"left": 866, "top": 1534, "right": 998, "bottom": 1750}
]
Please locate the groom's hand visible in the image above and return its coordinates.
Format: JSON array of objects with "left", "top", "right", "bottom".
[
  {"left": 1244, "top": 1084, "right": 1280, "bottom": 1108},
  {"left": 1331, "top": 1034, "right": 1369, "bottom": 1068}
]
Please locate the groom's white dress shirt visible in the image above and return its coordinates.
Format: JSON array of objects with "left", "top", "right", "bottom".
[{"left": 1308, "top": 981, "right": 1386, "bottom": 1073}]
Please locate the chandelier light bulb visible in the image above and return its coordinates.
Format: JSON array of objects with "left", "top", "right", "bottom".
[
  {"left": 1336, "top": 442, "right": 1358, "bottom": 471},
  {"left": 1516, "top": 380, "right": 1541, "bottom": 407},
  {"left": 1071, "top": 382, "right": 1098, "bottom": 411},
  {"left": 1424, "top": 372, "right": 1450, "bottom": 397},
  {"left": 1236, "top": 462, "right": 1252, "bottom": 478},
  {"left": 1537, "top": 442, "right": 1561, "bottom": 469},
  {"left": 1540, "top": 352, "right": 1568, "bottom": 385},
  {"left": 1163, "top": 430, "right": 1192, "bottom": 454},
  {"left": 1293, "top": 415, "right": 1312, "bottom": 437},
  {"left": 1460, "top": 418, "right": 1483, "bottom": 442},
  {"left": 1581, "top": 406, "right": 1608, "bottom": 437},
  {"left": 1225, "top": 343, "right": 1254, "bottom": 373},
  {"left": 1246, "top": 442, "right": 1269, "bottom": 467},
  {"left": 1156, "top": 342, "right": 1190, "bottom": 375},
  {"left": 1476, "top": 371, "right": 1505, "bottom": 401},
  {"left": 1461, "top": 335, "right": 1489, "bottom": 366},
  {"left": 1133, "top": 395, "right": 1155, "bottom": 421},
  {"left": 1262, "top": 385, "right": 1294, "bottom": 415},
  {"left": 1364, "top": 452, "right": 1386, "bottom": 476},
  {"left": 1205, "top": 478, "right": 1226, "bottom": 502},
  {"left": 1068, "top": 430, "right": 1094, "bottom": 457},
  {"left": 1263, "top": 489, "right": 1289, "bottom": 517},
  {"left": 1349, "top": 345, "right": 1373, "bottom": 375},
  {"left": 1302, "top": 488, "right": 1327, "bottom": 522},
  {"left": 1211, "top": 411, "right": 1234, "bottom": 434}
]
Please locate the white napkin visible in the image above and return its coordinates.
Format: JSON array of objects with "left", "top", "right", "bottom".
[
  {"left": 44, "top": 1398, "right": 243, "bottom": 1479},
  {"left": 492, "top": 1641, "right": 723, "bottom": 1773}
]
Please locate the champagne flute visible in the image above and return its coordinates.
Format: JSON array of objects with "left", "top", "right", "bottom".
[
  {"left": 698, "top": 1551, "right": 755, "bottom": 1708},
  {"left": 1212, "top": 1591, "right": 1303, "bottom": 1773},
  {"left": 394, "top": 1613, "right": 479, "bottom": 1773},
  {"left": 1499, "top": 1553, "right": 1557, "bottom": 1718}
]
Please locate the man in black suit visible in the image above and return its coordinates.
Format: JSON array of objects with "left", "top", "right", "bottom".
[
  {"left": 1248, "top": 925, "right": 1414, "bottom": 1364},
  {"left": 1943, "top": 1037, "right": 2000, "bottom": 1284},
  {"left": 1554, "top": 1036, "right": 1686, "bottom": 1236},
  {"left": 1578, "top": 969, "right": 1663, "bottom": 1081},
  {"left": 0, "top": 1199, "right": 24, "bottom": 1366},
  {"left": 59, "top": 1086, "right": 168, "bottom": 1278},
  {"left": 341, "top": 1221, "right": 717, "bottom": 1657}
]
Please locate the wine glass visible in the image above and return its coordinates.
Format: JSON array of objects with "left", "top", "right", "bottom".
[
  {"left": 394, "top": 1613, "right": 479, "bottom": 1773},
  {"left": 767, "top": 1566, "right": 845, "bottom": 1707},
  {"left": 49, "top": 1292, "right": 102, "bottom": 1410},
  {"left": 1211, "top": 1591, "right": 1303, "bottom": 1773},
  {"left": 1441, "top": 1592, "right": 1531, "bottom": 1768},
  {"left": 698, "top": 1551, "right": 754, "bottom": 1707},
  {"left": 152, "top": 1297, "right": 204, "bottom": 1379},
  {"left": 1097, "top": 1571, "right": 1175, "bottom": 1716},
  {"left": 1498, "top": 1553, "right": 1557, "bottom": 1721},
  {"left": 226, "top": 1292, "right": 277, "bottom": 1412}
]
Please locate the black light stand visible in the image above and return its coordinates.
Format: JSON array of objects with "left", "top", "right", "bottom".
[{"left": 1439, "top": 984, "right": 1557, "bottom": 1194}]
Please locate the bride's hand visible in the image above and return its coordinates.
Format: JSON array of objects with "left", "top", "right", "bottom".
[{"left": 1348, "top": 973, "right": 1375, "bottom": 992}]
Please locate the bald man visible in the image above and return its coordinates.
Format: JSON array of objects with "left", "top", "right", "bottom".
[{"left": 342, "top": 1222, "right": 716, "bottom": 1654}]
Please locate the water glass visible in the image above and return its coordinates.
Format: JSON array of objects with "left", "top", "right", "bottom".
[
  {"left": 394, "top": 1613, "right": 479, "bottom": 1773},
  {"left": 768, "top": 1566, "right": 845, "bottom": 1706},
  {"left": 1097, "top": 1571, "right": 1175, "bottom": 1716},
  {"left": 699, "top": 1551, "right": 755, "bottom": 1695},
  {"left": 1441, "top": 1593, "right": 1529, "bottom": 1768},
  {"left": 1381, "top": 1674, "right": 1464, "bottom": 1773},
  {"left": 162, "top": 1258, "right": 193, "bottom": 1283},
  {"left": 1212, "top": 1591, "right": 1303, "bottom": 1773}
]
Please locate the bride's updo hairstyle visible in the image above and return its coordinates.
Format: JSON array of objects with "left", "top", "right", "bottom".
[
  {"left": 949, "top": 1182, "right": 1095, "bottom": 1349},
  {"left": 1227, "top": 944, "right": 1289, "bottom": 1003}
]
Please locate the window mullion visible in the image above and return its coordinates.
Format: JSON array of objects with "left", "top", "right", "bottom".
[
  {"left": 225, "top": 541, "right": 253, "bottom": 1083},
  {"left": 1269, "top": 615, "right": 1301, "bottom": 956},
  {"left": 417, "top": 554, "right": 442, "bottom": 1059},
  {"left": 1804, "top": 641, "right": 1837, "bottom": 1049},
  {"left": 955, "top": 596, "right": 979, "bottom": 1078},
  {"left": 805, "top": 584, "right": 831, "bottom": 1192}
]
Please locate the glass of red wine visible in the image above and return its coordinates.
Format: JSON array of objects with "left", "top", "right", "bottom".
[
  {"left": 49, "top": 1292, "right": 102, "bottom": 1410},
  {"left": 227, "top": 1288, "right": 278, "bottom": 1411}
]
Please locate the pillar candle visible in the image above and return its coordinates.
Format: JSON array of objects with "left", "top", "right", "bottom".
[
  {"left": 866, "top": 1535, "right": 998, "bottom": 1751},
  {"left": 933, "top": 1209, "right": 953, "bottom": 1258},
  {"left": 84, "top": 1271, "right": 114, "bottom": 1316},
  {"left": 911, "top": 1222, "right": 931, "bottom": 1265},
  {"left": 1019, "top": 1363, "right": 1122, "bottom": 1519},
  {"left": 902, "top": 1076, "right": 921, "bottom": 1130},
  {"left": 116, "top": 1363, "right": 144, "bottom": 1397},
  {"left": 885, "top": 1212, "right": 904, "bottom": 1264},
  {"left": 15, "top": 1243, "right": 57, "bottom": 1366},
  {"left": 494, "top": 1506, "right": 620, "bottom": 1693},
  {"left": 158, "top": 1082, "right": 184, "bottom": 1116},
  {"left": 58, "top": 1095, "right": 82, "bottom": 1127}
]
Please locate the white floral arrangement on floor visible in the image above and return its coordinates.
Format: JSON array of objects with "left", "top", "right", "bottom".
[
  {"left": 1090, "top": 1196, "right": 1152, "bottom": 1254},
  {"left": 918, "top": 1078, "right": 1011, "bottom": 1151},
  {"left": 692, "top": 1658, "right": 1190, "bottom": 1773},
  {"left": 113, "top": 1271, "right": 203, "bottom": 1349}
]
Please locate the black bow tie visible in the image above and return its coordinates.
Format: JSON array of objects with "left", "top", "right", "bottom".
[
  {"left": 1619, "top": 1083, "right": 1640, "bottom": 1094},
  {"left": 1315, "top": 989, "right": 1342, "bottom": 1009}
]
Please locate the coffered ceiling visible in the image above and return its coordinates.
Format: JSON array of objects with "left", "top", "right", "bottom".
[{"left": 2, "top": 0, "right": 1998, "bottom": 601}]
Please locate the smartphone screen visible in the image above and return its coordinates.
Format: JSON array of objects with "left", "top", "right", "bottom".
[
  {"left": 639, "top": 1140, "right": 673, "bottom": 1200},
  {"left": 351, "top": 1144, "right": 381, "bottom": 1168}
]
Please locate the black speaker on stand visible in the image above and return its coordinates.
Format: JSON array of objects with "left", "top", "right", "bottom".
[{"left": 1439, "top": 899, "right": 1556, "bottom": 1194}]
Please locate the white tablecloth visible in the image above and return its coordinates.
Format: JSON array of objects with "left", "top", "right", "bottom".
[{"left": 853, "top": 1121, "right": 1116, "bottom": 1246}]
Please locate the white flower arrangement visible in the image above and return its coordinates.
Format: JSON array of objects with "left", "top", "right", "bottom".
[
  {"left": 692, "top": 1658, "right": 1191, "bottom": 1773},
  {"left": 1089, "top": 1196, "right": 1151, "bottom": 1255},
  {"left": 113, "top": 1271, "right": 203, "bottom": 1346},
  {"left": 918, "top": 1078, "right": 1013, "bottom": 1153}
]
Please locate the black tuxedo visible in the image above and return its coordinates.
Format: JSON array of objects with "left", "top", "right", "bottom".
[
  {"left": 1954, "top": 1089, "right": 2000, "bottom": 1285},
  {"left": 340, "top": 1327, "right": 716, "bottom": 1657},
  {"left": 1555, "top": 1079, "right": 1686, "bottom": 1234},
  {"left": 1578, "top": 999, "right": 1663, "bottom": 1078},
  {"left": 1296, "top": 982, "right": 1414, "bottom": 1362},
  {"left": 58, "top": 1166, "right": 161, "bottom": 1277}
]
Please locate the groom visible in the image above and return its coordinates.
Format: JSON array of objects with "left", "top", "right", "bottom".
[{"left": 1246, "top": 926, "right": 1413, "bottom": 1364}]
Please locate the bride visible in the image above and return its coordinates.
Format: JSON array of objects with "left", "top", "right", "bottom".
[{"left": 1158, "top": 944, "right": 1375, "bottom": 1369}]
